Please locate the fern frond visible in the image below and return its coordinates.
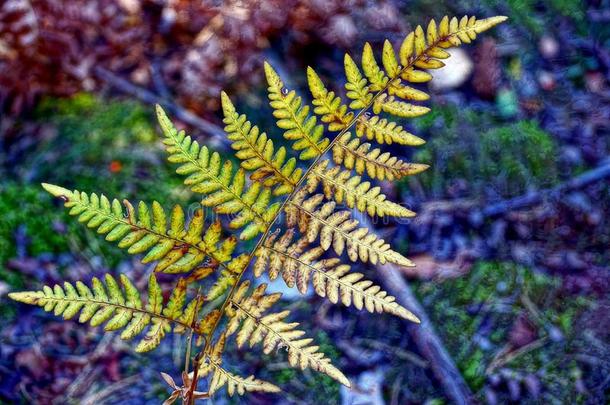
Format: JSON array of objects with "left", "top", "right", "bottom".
[
  {"left": 343, "top": 15, "right": 506, "bottom": 124},
  {"left": 306, "top": 67, "right": 353, "bottom": 131},
  {"left": 199, "top": 335, "right": 281, "bottom": 396},
  {"left": 157, "top": 106, "right": 279, "bottom": 240},
  {"left": 253, "top": 228, "right": 319, "bottom": 285},
  {"left": 361, "top": 42, "right": 390, "bottom": 91},
  {"left": 354, "top": 114, "right": 424, "bottom": 146},
  {"left": 42, "top": 184, "right": 234, "bottom": 274},
  {"left": 254, "top": 230, "right": 419, "bottom": 322},
  {"left": 332, "top": 134, "right": 429, "bottom": 181},
  {"left": 372, "top": 93, "right": 430, "bottom": 117},
  {"left": 307, "top": 160, "right": 416, "bottom": 218},
  {"left": 9, "top": 274, "right": 199, "bottom": 352},
  {"left": 286, "top": 191, "right": 413, "bottom": 266},
  {"left": 264, "top": 62, "right": 330, "bottom": 160},
  {"left": 221, "top": 92, "right": 302, "bottom": 196},
  {"left": 207, "top": 254, "right": 250, "bottom": 301},
  {"left": 344, "top": 54, "right": 373, "bottom": 110},
  {"left": 399, "top": 15, "right": 507, "bottom": 81},
  {"left": 225, "top": 281, "right": 350, "bottom": 387}
]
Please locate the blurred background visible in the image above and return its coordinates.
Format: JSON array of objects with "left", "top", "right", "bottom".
[{"left": 0, "top": 0, "right": 608, "bottom": 404}]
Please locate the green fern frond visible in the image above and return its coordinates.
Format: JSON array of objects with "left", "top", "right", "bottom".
[
  {"left": 307, "top": 160, "right": 416, "bottom": 218},
  {"left": 225, "top": 281, "right": 350, "bottom": 387},
  {"left": 9, "top": 274, "right": 200, "bottom": 352},
  {"left": 221, "top": 92, "right": 302, "bottom": 196},
  {"left": 157, "top": 106, "right": 279, "bottom": 240},
  {"left": 254, "top": 229, "right": 419, "bottom": 322},
  {"left": 264, "top": 62, "right": 330, "bottom": 160},
  {"left": 42, "top": 183, "right": 234, "bottom": 274},
  {"left": 286, "top": 190, "right": 413, "bottom": 266},
  {"left": 332, "top": 134, "right": 429, "bottom": 181}
]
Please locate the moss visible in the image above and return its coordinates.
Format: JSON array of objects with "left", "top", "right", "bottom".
[
  {"left": 31, "top": 93, "right": 188, "bottom": 204},
  {"left": 3, "top": 94, "right": 204, "bottom": 268},
  {"left": 0, "top": 183, "right": 72, "bottom": 286},
  {"left": 417, "top": 261, "right": 591, "bottom": 400},
  {"left": 411, "top": 106, "right": 557, "bottom": 198},
  {"left": 480, "top": 0, "right": 587, "bottom": 36}
]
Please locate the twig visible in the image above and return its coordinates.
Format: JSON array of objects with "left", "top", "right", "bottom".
[
  {"left": 357, "top": 338, "right": 429, "bottom": 369},
  {"left": 93, "top": 66, "right": 228, "bottom": 147},
  {"left": 376, "top": 263, "right": 474, "bottom": 405},
  {"left": 81, "top": 374, "right": 142, "bottom": 405},
  {"left": 479, "top": 161, "right": 610, "bottom": 218},
  {"left": 485, "top": 337, "right": 547, "bottom": 375}
]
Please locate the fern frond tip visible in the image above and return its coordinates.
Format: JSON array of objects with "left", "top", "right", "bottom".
[
  {"left": 41, "top": 183, "right": 72, "bottom": 200},
  {"left": 398, "top": 307, "right": 421, "bottom": 323},
  {"left": 474, "top": 16, "right": 508, "bottom": 33},
  {"left": 8, "top": 291, "right": 43, "bottom": 305}
]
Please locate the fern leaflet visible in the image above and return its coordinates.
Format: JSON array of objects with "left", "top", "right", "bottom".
[
  {"left": 42, "top": 184, "right": 234, "bottom": 274},
  {"left": 9, "top": 274, "right": 204, "bottom": 352}
]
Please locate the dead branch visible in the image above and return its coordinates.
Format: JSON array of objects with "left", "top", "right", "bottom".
[
  {"left": 377, "top": 263, "right": 474, "bottom": 405},
  {"left": 480, "top": 160, "right": 610, "bottom": 218}
]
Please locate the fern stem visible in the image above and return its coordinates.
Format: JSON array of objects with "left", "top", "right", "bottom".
[{"left": 198, "top": 35, "right": 446, "bottom": 357}]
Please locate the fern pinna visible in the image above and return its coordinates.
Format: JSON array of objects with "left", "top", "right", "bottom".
[{"left": 10, "top": 15, "right": 506, "bottom": 401}]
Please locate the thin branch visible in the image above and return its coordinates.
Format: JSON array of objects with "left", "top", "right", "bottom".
[
  {"left": 376, "top": 262, "right": 474, "bottom": 405},
  {"left": 479, "top": 160, "right": 610, "bottom": 218}
]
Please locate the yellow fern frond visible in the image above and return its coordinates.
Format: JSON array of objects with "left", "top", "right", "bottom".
[
  {"left": 342, "top": 15, "right": 506, "bottom": 128},
  {"left": 199, "top": 335, "right": 281, "bottom": 396},
  {"left": 372, "top": 93, "right": 430, "bottom": 117},
  {"left": 344, "top": 54, "right": 373, "bottom": 110},
  {"left": 264, "top": 62, "right": 330, "bottom": 160},
  {"left": 157, "top": 106, "right": 279, "bottom": 240},
  {"left": 15, "top": 14, "right": 509, "bottom": 399},
  {"left": 225, "top": 281, "right": 350, "bottom": 387},
  {"left": 42, "top": 184, "right": 234, "bottom": 274},
  {"left": 253, "top": 228, "right": 320, "bottom": 284},
  {"left": 361, "top": 42, "right": 390, "bottom": 91},
  {"left": 221, "top": 92, "right": 301, "bottom": 196},
  {"left": 207, "top": 254, "right": 250, "bottom": 301},
  {"left": 9, "top": 274, "right": 201, "bottom": 352},
  {"left": 286, "top": 190, "right": 413, "bottom": 266},
  {"left": 306, "top": 67, "right": 353, "bottom": 131},
  {"left": 307, "top": 160, "right": 416, "bottom": 218},
  {"left": 399, "top": 15, "right": 507, "bottom": 81},
  {"left": 254, "top": 229, "right": 419, "bottom": 322},
  {"left": 354, "top": 114, "right": 424, "bottom": 146},
  {"left": 332, "top": 134, "right": 429, "bottom": 181}
]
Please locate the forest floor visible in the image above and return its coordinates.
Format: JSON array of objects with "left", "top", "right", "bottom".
[{"left": 0, "top": 0, "right": 608, "bottom": 404}]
